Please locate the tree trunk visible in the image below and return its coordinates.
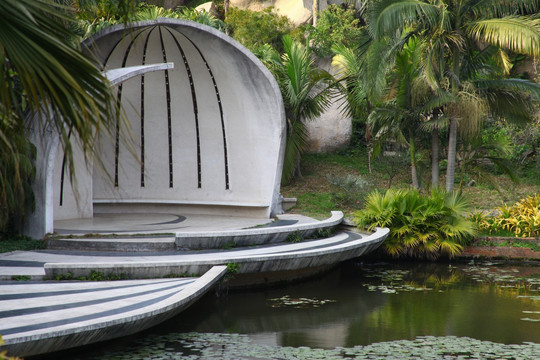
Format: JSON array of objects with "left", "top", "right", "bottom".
[
  {"left": 295, "top": 157, "right": 302, "bottom": 178},
  {"left": 224, "top": 0, "right": 230, "bottom": 17},
  {"left": 312, "top": 0, "right": 319, "bottom": 27},
  {"left": 409, "top": 129, "right": 419, "bottom": 189},
  {"left": 446, "top": 117, "right": 458, "bottom": 192},
  {"left": 431, "top": 125, "right": 439, "bottom": 188}
]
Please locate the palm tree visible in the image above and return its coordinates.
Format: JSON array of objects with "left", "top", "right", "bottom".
[
  {"left": 0, "top": 0, "right": 119, "bottom": 232},
  {"left": 367, "top": 36, "right": 435, "bottom": 189},
  {"left": 266, "top": 36, "right": 334, "bottom": 184},
  {"left": 332, "top": 30, "right": 404, "bottom": 173},
  {"left": 369, "top": 0, "right": 540, "bottom": 191}
]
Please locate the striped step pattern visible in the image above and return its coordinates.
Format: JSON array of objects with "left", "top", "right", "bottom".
[
  {"left": 44, "top": 228, "right": 389, "bottom": 280},
  {"left": 175, "top": 211, "right": 344, "bottom": 249},
  {"left": 46, "top": 212, "right": 344, "bottom": 252},
  {"left": 0, "top": 266, "right": 227, "bottom": 358}
]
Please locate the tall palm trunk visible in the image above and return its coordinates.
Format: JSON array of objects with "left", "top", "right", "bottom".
[
  {"left": 366, "top": 103, "right": 373, "bottom": 174},
  {"left": 431, "top": 107, "right": 440, "bottom": 188},
  {"left": 446, "top": 117, "right": 457, "bottom": 191},
  {"left": 431, "top": 126, "right": 439, "bottom": 188},
  {"left": 409, "top": 129, "right": 420, "bottom": 189},
  {"left": 224, "top": 0, "right": 230, "bottom": 17},
  {"left": 312, "top": 0, "right": 319, "bottom": 26}
]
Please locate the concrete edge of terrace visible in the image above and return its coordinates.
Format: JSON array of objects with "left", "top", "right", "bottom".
[
  {"left": 175, "top": 211, "right": 345, "bottom": 249},
  {"left": 43, "top": 227, "right": 389, "bottom": 280},
  {"left": 2, "top": 266, "right": 227, "bottom": 357}
]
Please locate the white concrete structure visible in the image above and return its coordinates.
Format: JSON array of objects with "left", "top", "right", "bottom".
[{"left": 25, "top": 19, "right": 286, "bottom": 239}]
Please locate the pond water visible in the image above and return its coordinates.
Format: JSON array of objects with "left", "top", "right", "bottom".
[{"left": 51, "top": 260, "right": 540, "bottom": 359}]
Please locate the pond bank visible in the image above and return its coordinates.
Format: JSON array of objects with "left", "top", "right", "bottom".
[{"left": 458, "top": 237, "right": 540, "bottom": 261}]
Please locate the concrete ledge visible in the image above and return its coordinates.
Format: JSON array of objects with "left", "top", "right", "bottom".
[
  {"left": 46, "top": 236, "right": 177, "bottom": 252},
  {"left": 44, "top": 227, "right": 388, "bottom": 279},
  {"left": 175, "top": 211, "right": 344, "bottom": 249},
  {"left": 93, "top": 202, "right": 270, "bottom": 218},
  {"left": 2, "top": 266, "right": 226, "bottom": 357},
  {"left": 281, "top": 197, "right": 297, "bottom": 211}
]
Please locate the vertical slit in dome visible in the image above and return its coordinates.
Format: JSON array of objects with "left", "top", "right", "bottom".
[
  {"left": 174, "top": 30, "right": 230, "bottom": 190},
  {"left": 58, "top": 129, "right": 73, "bottom": 206},
  {"left": 159, "top": 26, "right": 174, "bottom": 188},
  {"left": 166, "top": 28, "right": 202, "bottom": 189},
  {"left": 140, "top": 28, "right": 155, "bottom": 188}
]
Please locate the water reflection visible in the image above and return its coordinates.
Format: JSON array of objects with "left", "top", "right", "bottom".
[
  {"left": 39, "top": 260, "right": 540, "bottom": 359},
  {"left": 166, "top": 261, "right": 540, "bottom": 348}
]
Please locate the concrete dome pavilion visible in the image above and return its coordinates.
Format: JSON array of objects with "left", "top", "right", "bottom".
[{"left": 25, "top": 18, "right": 286, "bottom": 238}]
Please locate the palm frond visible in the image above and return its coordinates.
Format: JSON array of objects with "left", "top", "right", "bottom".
[
  {"left": 468, "top": 16, "right": 540, "bottom": 57},
  {"left": 467, "top": 0, "right": 540, "bottom": 19},
  {"left": 368, "top": 0, "right": 442, "bottom": 39}
]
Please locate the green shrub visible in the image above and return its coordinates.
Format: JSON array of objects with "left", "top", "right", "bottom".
[
  {"left": 308, "top": 4, "right": 364, "bottom": 57},
  {"left": 327, "top": 174, "right": 372, "bottom": 208},
  {"left": 354, "top": 188, "right": 477, "bottom": 259},
  {"left": 471, "top": 194, "right": 540, "bottom": 238},
  {"left": 225, "top": 7, "right": 292, "bottom": 51},
  {"left": 0, "top": 235, "right": 44, "bottom": 253}
]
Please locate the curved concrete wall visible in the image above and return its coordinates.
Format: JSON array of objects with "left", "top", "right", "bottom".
[{"left": 52, "top": 19, "right": 285, "bottom": 222}]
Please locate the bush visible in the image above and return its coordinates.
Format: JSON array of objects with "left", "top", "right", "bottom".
[
  {"left": 225, "top": 7, "right": 293, "bottom": 51},
  {"left": 354, "top": 188, "right": 477, "bottom": 259},
  {"left": 308, "top": 4, "right": 364, "bottom": 57},
  {"left": 471, "top": 194, "right": 540, "bottom": 238},
  {"left": 327, "top": 174, "right": 372, "bottom": 209}
]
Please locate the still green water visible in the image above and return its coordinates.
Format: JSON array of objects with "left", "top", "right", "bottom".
[{"left": 60, "top": 260, "right": 540, "bottom": 359}]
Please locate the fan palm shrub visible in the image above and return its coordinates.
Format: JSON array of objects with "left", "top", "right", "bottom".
[{"left": 354, "top": 188, "right": 477, "bottom": 259}]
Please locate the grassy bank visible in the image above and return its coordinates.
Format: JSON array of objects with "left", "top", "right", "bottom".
[{"left": 282, "top": 148, "right": 540, "bottom": 219}]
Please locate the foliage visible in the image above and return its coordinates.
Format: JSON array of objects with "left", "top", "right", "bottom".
[
  {"left": 367, "top": 36, "right": 434, "bottom": 189},
  {"left": 286, "top": 231, "right": 304, "bottom": 243},
  {"left": 471, "top": 194, "right": 540, "bottom": 238},
  {"left": 77, "top": 4, "right": 227, "bottom": 37},
  {"left": 175, "top": 7, "right": 227, "bottom": 31},
  {"left": 369, "top": 0, "right": 540, "bottom": 192},
  {"left": 482, "top": 118, "right": 540, "bottom": 183},
  {"left": 258, "top": 36, "right": 334, "bottom": 183},
  {"left": 475, "top": 238, "right": 540, "bottom": 252},
  {"left": 226, "top": 262, "right": 239, "bottom": 275},
  {"left": 354, "top": 188, "right": 477, "bottom": 259},
  {"left": 0, "top": 0, "right": 120, "bottom": 234},
  {"left": 454, "top": 131, "right": 519, "bottom": 191},
  {"left": 135, "top": 5, "right": 227, "bottom": 31},
  {"left": 308, "top": 4, "right": 364, "bottom": 58},
  {"left": 0, "top": 120, "right": 35, "bottom": 233},
  {"left": 225, "top": 7, "right": 292, "bottom": 51},
  {"left": 54, "top": 270, "right": 128, "bottom": 281},
  {"left": 73, "top": 0, "right": 142, "bottom": 23},
  {"left": 327, "top": 173, "right": 372, "bottom": 208},
  {"left": 82, "top": 332, "right": 540, "bottom": 359},
  {"left": 0, "top": 235, "right": 44, "bottom": 253}
]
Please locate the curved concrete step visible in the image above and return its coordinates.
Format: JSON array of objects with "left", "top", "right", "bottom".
[
  {"left": 43, "top": 228, "right": 389, "bottom": 280},
  {"left": 46, "top": 235, "right": 177, "bottom": 252},
  {"left": 46, "top": 212, "right": 344, "bottom": 252},
  {"left": 0, "top": 266, "right": 226, "bottom": 357},
  {"left": 175, "top": 211, "right": 344, "bottom": 249}
]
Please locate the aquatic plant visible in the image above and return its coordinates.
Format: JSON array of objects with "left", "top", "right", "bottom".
[
  {"left": 76, "top": 332, "right": 540, "bottom": 360},
  {"left": 354, "top": 188, "right": 477, "bottom": 259}
]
